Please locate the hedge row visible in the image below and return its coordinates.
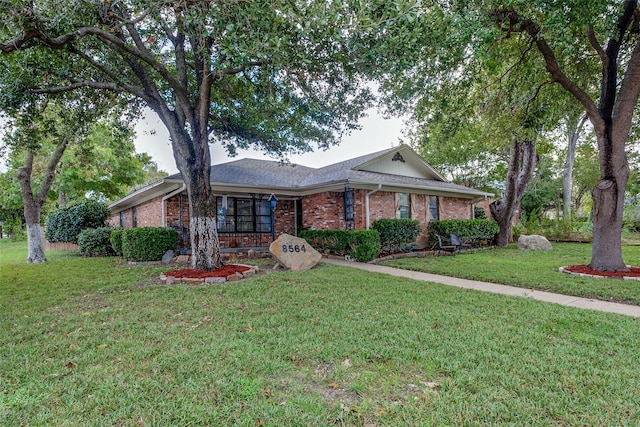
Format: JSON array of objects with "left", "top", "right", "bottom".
[
  {"left": 299, "top": 229, "right": 381, "bottom": 262},
  {"left": 427, "top": 219, "right": 499, "bottom": 246},
  {"left": 117, "top": 227, "right": 179, "bottom": 262},
  {"left": 371, "top": 218, "right": 421, "bottom": 252}
]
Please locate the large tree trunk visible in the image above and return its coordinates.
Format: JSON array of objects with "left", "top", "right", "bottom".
[
  {"left": 588, "top": 130, "right": 630, "bottom": 271},
  {"left": 184, "top": 166, "right": 224, "bottom": 270},
  {"left": 156, "top": 101, "right": 224, "bottom": 271},
  {"left": 562, "top": 114, "right": 587, "bottom": 218},
  {"left": 16, "top": 142, "right": 68, "bottom": 263},
  {"left": 490, "top": 140, "right": 537, "bottom": 246},
  {"left": 24, "top": 204, "right": 46, "bottom": 264}
]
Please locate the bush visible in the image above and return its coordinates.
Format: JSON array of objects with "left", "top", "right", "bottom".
[
  {"left": 371, "top": 218, "right": 422, "bottom": 252},
  {"left": 624, "top": 202, "right": 640, "bottom": 233},
  {"left": 122, "top": 227, "right": 179, "bottom": 261},
  {"left": 45, "top": 200, "right": 110, "bottom": 244},
  {"left": 428, "top": 219, "right": 500, "bottom": 247},
  {"left": 299, "top": 229, "right": 381, "bottom": 262},
  {"left": 474, "top": 206, "right": 487, "bottom": 219},
  {"left": 78, "top": 227, "right": 116, "bottom": 257},
  {"left": 110, "top": 228, "right": 124, "bottom": 256}
]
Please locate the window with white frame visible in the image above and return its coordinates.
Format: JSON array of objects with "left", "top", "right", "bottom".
[
  {"left": 398, "top": 193, "right": 411, "bottom": 219},
  {"left": 429, "top": 196, "right": 439, "bottom": 220}
]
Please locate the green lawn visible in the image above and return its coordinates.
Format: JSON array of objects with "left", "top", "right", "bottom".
[
  {"left": 382, "top": 242, "right": 640, "bottom": 305},
  {"left": 2, "top": 239, "right": 640, "bottom": 426}
]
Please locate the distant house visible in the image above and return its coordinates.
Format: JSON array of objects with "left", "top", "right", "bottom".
[{"left": 108, "top": 145, "right": 492, "bottom": 251}]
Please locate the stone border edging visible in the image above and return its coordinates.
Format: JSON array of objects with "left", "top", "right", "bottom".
[
  {"left": 559, "top": 265, "right": 640, "bottom": 281},
  {"left": 159, "top": 264, "right": 258, "bottom": 285}
]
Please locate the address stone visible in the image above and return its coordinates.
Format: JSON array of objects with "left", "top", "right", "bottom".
[{"left": 269, "top": 234, "right": 322, "bottom": 271}]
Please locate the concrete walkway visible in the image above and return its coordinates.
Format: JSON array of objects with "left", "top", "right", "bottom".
[{"left": 323, "top": 258, "right": 640, "bottom": 318}]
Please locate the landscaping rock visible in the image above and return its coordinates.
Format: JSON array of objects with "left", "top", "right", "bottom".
[
  {"left": 176, "top": 255, "right": 190, "bottom": 263},
  {"left": 182, "top": 277, "right": 205, "bottom": 284},
  {"left": 518, "top": 234, "right": 553, "bottom": 251},
  {"left": 205, "top": 277, "right": 226, "bottom": 284},
  {"left": 269, "top": 234, "right": 321, "bottom": 271},
  {"left": 165, "top": 276, "right": 176, "bottom": 285},
  {"left": 242, "top": 270, "right": 255, "bottom": 279},
  {"left": 226, "top": 272, "right": 243, "bottom": 282},
  {"left": 162, "top": 250, "right": 175, "bottom": 264}
]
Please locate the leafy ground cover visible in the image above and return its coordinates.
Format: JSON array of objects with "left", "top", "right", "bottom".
[
  {"left": 382, "top": 242, "right": 640, "bottom": 305},
  {"left": 2, "top": 239, "right": 640, "bottom": 426}
]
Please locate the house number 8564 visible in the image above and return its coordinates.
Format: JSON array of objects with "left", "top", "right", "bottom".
[{"left": 282, "top": 244, "right": 306, "bottom": 253}]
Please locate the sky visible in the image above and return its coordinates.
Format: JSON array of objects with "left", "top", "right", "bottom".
[{"left": 133, "top": 108, "right": 408, "bottom": 174}]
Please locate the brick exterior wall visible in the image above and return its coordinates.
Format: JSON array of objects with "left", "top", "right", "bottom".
[
  {"left": 439, "top": 196, "right": 473, "bottom": 220},
  {"left": 474, "top": 198, "right": 493, "bottom": 219},
  {"left": 108, "top": 196, "right": 164, "bottom": 228},
  {"left": 110, "top": 189, "right": 476, "bottom": 250},
  {"left": 300, "top": 190, "right": 473, "bottom": 244}
]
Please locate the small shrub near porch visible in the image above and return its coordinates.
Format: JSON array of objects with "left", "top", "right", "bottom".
[
  {"left": 299, "top": 229, "right": 381, "bottom": 262},
  {"left": 78, "top": 227, "right": 116, "bottom": 257},
  {"left": 121, "top": 227, "right": 179, "bottom": 262},
  {"left": 371, "top": 218, "right": 422, "bottom": 252}
]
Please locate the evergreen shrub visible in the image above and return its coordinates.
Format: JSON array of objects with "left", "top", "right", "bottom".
[
  {"left": 45, "top": 200, "right": 110, "bottom": 243},
  {"left": 371, "top": 218, "right": 422, "bottom": 252},
  {"left": 110, "top": 228, "right": 124, "bottom": 256},
  {"left": 428, "top": 219, "right": 499, "bottom": 246},
  {"left": 78, "top": 227, "right": 116, "bottom": 257},
  {"left": 122, "top": 227, "right": 179, "bottom": 261},
  {"left": 299, "top": 229, "right": 381, "bottom": 262}
]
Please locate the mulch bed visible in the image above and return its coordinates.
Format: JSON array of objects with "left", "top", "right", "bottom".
[
  {"left": 563, "top": 264, "right": 640, "bottom": 278},
  {"left": 164, "top": 264, "right": 251, "bottom": 278}
]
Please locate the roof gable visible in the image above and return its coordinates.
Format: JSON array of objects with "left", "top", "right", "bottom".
[{"left": 353, "top": 145, "right": 446, "bottom": 181}]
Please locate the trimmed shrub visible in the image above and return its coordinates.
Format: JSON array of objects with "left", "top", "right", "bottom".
[
  {"left": 428, "top": 219, "right": 500, "bottom": 247},
  {"left": 122, "top": 227, "right": 179, "bottom": 262},
  {"left": 299, "top": 230, "right": 353, "bottom": 256},
  {"left": 371, "top": 218, "right": 422, "bottom": 252},
  {"left": 78, "top": 227, "right": 116, "bottom": 257},
  {"left": 110, "top": 228, "right": 124, "bottom": 256},
  {"left": 349, "top": 230, "right": 381, "bottom": 262},
  {"left": 45, "top": 200, "right": 110, "bottom": 244},
  {"left": 299, "top": 229, "right": 381, "bottom": 262}
]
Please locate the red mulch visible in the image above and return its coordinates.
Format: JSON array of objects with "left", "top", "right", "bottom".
[
  {"left": 564, "top": 264, "right": 640, "bottom": 278},
  {"left": 164, "top": 264, "right": 251, "bottom": 278}
]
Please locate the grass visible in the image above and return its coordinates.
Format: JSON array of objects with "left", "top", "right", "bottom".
[
  {"left": 382, "top": 242, "right": 640, "bottom": 305},
  {"left": 1, "top": 239, "right": 640, "bottom": 426}
]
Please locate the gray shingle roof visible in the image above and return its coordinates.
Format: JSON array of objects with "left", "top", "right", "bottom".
[{"left": 166, "top": 146, "right": 491, "bottom": 198}]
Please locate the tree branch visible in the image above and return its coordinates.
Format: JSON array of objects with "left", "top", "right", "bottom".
[
  {"left": 30, "top": 80, "right": 123, "bottom": 94},
  {"left": 491, "top": 7, "right": 602, "bottom": 128},
  {"left": 587, "top": 25, "right": 608, "bottom": 66},
  {"left": 37, "top": 137, "right": 70, "bottom": 206}
]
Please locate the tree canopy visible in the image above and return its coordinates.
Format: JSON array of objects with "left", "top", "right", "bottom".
[{"left": 0, "top": 0, "right": 384, "bottom": 269}]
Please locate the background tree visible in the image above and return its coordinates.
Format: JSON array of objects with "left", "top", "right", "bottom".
[
  {"left": 368, "top": 0, "right": 640, "bottom": 270},
  {"left": 54, "top": 122, "right": 166, "bottom": 207},
  {"left": 1, "top": 98, "right": 157, "bottom": 262},
  {"left": 3, "top": 100, "right": 96, "bottom": 262},
  {"left": 0, "top": 0, "right": 380, "bottom": 270}
]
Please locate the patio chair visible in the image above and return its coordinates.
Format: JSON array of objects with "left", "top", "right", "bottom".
[
  {"left": 435, "top": 234, "right": 457, "bottom": 253},
  {"left": 450, "top": 234, "right": 472, "bottom": 252}
]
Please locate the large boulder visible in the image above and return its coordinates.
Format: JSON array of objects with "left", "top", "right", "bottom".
[
  {"left": 517, "top": 234, "right": 553, "bottom": 251},
  {"left": 270, "top": 234, "right": 322, "bottom": 271}
]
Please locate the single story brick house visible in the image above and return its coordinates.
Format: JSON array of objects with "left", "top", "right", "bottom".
[{"left": 108, "top": 145, "right": 492, "bottom": 251}]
